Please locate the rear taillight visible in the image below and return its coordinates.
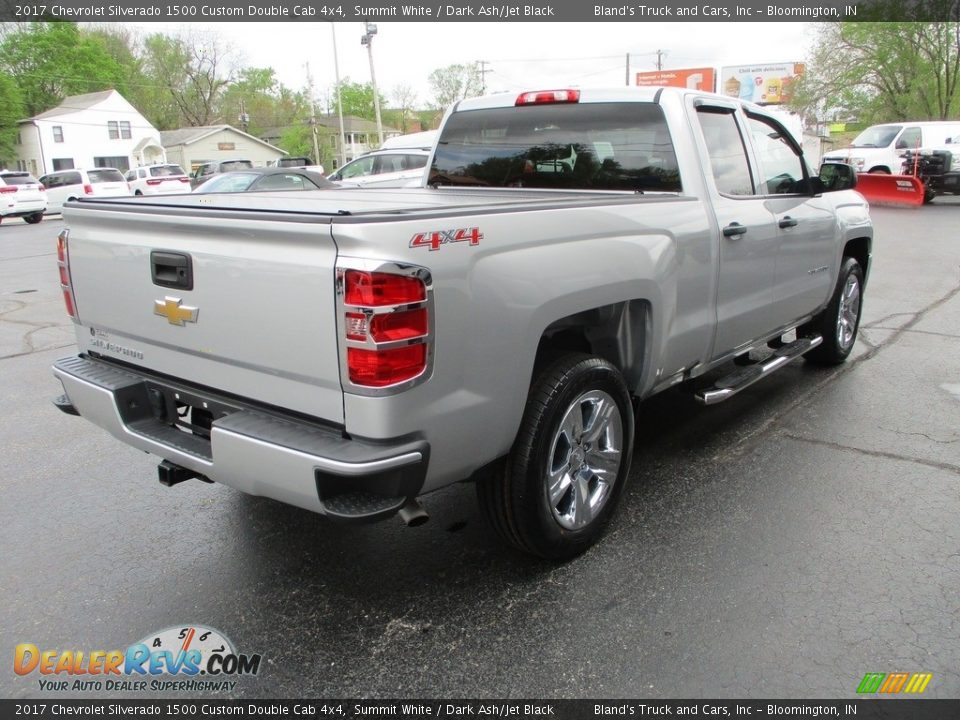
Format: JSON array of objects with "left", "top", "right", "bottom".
[
  {"left": 340, "top": 268, "right": 431, "bottom": 389},
  {"left": 38, "top": 184, "right": 45, "bottom": 191},
  {"left": 146, "top": 179, "right": 163, "bottom": 186},
  {"left": 516, "top": 89, "right": 581, "bottom": 106},
  {"left": 344, "top": 270, "right": 426, "bottom": 306},
  {"left": 347, "top": 345, "right": 427, "bottom": 388},
  {"left": 179, "top": 177, "right": 191, "bottom": 183},
  {"left": 82, "top": 184, "right": 93, "bottom": 195},
  {"left": 57, "top": 229, "right": 78, "bottom": 321},
  {"left": 0, "top": 186, "right": 17, "bottom": 194}
]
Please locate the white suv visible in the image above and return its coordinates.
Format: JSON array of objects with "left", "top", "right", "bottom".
[
  {"left": 0, "top": 171, "right": 48, "bottom": 225},
  {"left": 327, "top": 149, "right": 430, "bottom": 188},
  {"left": 39, "top": 168, "right": 130, "bottom": 215},
  {"left": 125, "top": 164, "right": 192, "bottom": 196}
]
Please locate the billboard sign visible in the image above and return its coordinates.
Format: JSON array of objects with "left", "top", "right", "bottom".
[
  {"left": 719, "top": 62, "right": 805, "bottom": 105},
  {"left": 635, "top": 68, "right": 716, "bottom": 92}
]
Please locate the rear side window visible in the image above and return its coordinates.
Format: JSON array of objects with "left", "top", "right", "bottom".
[
  {"left": 430, "top": 102, "right": 681, "bottom": 192},
  {"left": 374, "top": 154, "right": 406, "bottom": 174},
  {"left": 404, "top": 154, "right": 428, "bottom": 170},
  {"left": 88, "top": 169, "right": 125, "bottom": 184},
  {"left": 197, "top": 173, "right": 257, "bottom": 193},
  {"left": 695, "top": 108, "right": 754, "bottom": 196}
]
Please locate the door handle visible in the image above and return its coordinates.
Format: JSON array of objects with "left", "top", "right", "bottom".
[
  {"left": 778, "top": 216, "right": 798, "bottom": 229},
  {"left": 723, "top": 222, "right": 747, "bottom": 238}
]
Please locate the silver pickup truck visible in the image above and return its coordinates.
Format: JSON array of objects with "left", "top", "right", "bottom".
[{"left": 52, "top": 87, "right": 872, "bottom": 559}]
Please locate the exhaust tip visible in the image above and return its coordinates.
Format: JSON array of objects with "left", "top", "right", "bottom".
[{"left": 398, "top": 498, "right": 429, "bottom": 527}]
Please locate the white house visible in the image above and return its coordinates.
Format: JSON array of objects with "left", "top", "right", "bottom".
[
  {"left": 160, "top": 125, "right": 287, "bottom": 173},
  {"left": 15, "top": 90, "right": 165, "bottom": 177}
]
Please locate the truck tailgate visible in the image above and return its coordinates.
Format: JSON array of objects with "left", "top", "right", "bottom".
[{"left": 64, "top": 205, "right": 344, "bottom": 424}]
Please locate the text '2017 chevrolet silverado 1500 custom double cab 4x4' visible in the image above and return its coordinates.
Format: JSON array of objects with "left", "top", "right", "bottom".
[{"left": 52, "top": 87, "right": 871, "bottom": 559}]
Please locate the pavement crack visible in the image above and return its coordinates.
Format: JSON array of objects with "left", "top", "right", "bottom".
[
  {"left": 0, "top": 342, "right": 75, "bottom": 361},
  {"left": 718, "top": 277, "right": 960, "bottom": 460},
  {"left": 780, "top": 432, "right": 960, "bottom": 477},
  {"left": 867, "top": 327, "right": 960, "bottom": 340},
  {"left": 879, "top": 427, "right": 960, "bottom": 444}
]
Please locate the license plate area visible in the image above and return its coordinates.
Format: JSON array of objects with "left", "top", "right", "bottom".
[{"left": 141, "top": 382, "right": 240, "bottom": 441}]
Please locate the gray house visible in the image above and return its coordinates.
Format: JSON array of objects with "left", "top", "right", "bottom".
[{"left": 160, "top": 125, "right": 286, "bottom": 173}]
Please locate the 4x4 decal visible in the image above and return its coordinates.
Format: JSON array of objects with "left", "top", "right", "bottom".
[{"left": 410, "top": 227, "right": 483, "bottom": 251}]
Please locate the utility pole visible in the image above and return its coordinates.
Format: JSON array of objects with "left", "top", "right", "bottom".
[
  {"left": 304, "top": 63, "right": 321, "bottom": 166},
  {"left": 238, "top": 98, "right": 249, "bottom": 133},
  {"left": 655, "top": 49, "right": 666, "bottom": 71},
  {"left": 478, "top": 60, "right": 490, "bottom": 94},
  {"left": 331, "top": 23, "right": 347, "bottom": 168},
  {"left": 625, "top": 53, "right": 630, "bottom": 86},
  {"left": 361, "top": 22, "right": 384, "bottom": 146}
]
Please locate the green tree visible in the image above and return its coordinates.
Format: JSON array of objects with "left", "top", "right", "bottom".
[
  {"left": 390, "top": 82, "right": 419, "bottom": 132},
  {"left": 331, "top": 79, "right": 385, "bottom": 120},
  {"left": 220, "top": 68, "right": 311, "bottom": 136},
  {"left": 791, "top": 22, "right": 960, "bottom": 124},
  {"left": 0, "top": 72, "right": 24, "bottom": 165},
  {"left": 277, "top": 124, "right": 336, "bottom": 169},
  {"left": 428, "top": 63, "right": 483, "bottom": 111},
  {"left": 0, "top": 22, "right": 128, "bottom": 116},
  {"left": 139, "top": 31, "right": 234, "bottom": 127}
]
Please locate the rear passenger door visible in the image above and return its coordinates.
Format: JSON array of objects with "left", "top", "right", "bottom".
[{"left": 693, "top": 103, "right": 780, "bottom": 359}]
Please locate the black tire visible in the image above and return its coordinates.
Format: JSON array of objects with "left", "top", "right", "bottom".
[
  {"left": 477, "top": 352, "right": 634, "bottom": 560},
  {"left": 24, "top": 213, "right": 43, "bottom": 224},
  {"left": 923, "top": 187, "right": 936, "bottom": 204},
  {"left": 135, "top": 190, "right": 143, "bottom": 196},
  {"left": 802, "top": 256, "right": 865, "bottom": 365}
]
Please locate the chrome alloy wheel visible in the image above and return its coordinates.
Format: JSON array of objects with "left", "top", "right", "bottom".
[
  {"left": 837, "top": 273, "right": 861, "bottom": 351},
  {"left": 546, "top": 390, "right": 623, "bottom": 531}
]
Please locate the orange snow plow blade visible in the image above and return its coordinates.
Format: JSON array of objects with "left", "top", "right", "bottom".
[{"left": 855, "top": 173, "right": 925, "bottom": 207}]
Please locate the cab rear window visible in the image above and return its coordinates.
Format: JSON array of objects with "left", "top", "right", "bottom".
[{"left": 430, "top": 102, "right": 681, "bottom": 192}]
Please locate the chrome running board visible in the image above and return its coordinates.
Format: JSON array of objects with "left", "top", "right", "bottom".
[{"left": 695, "top": 335, "right": 823, "bottom": 405}]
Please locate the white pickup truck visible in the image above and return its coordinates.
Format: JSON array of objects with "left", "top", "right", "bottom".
[{"left": 52, "top": 87, "right": 872, "bottom": 559}]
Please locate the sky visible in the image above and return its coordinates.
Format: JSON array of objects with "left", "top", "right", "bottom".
[{"left": 130, "top": 21, "right": 819, "bottom": 110}]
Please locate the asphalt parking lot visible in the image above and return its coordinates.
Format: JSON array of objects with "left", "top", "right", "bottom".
[{"left": 2, "top": 199, "right": 959, "bottom": 700}]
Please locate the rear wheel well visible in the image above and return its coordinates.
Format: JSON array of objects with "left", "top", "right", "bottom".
[{"left": 534, "top": 300, "right": 649, "bottom": 391}]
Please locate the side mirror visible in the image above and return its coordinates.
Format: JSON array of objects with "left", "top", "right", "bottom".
[{"left": 818, "top": 162, "right": 858, "bottom": 192}]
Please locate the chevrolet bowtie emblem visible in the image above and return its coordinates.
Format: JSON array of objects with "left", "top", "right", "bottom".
[{"left": 154, "top": 297, "right": 199, "bottom": 326}]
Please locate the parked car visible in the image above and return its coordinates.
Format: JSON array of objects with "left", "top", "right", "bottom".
[
  {"left": 193, "top": 167, "right": 334, "bottom": 193},
  {"left": 0, "top": 171, "right": 48, "bottom": 224},
  {"left": 271, "top": 156, "right": 325, "bottom": 174},
  {"left": 190, "top": 159, "right": 254, "bottom": 189},
  {"left": 326, "top": 148, "right": 430, "bottom": 188},
  {"left": 39, "top": 168, "right": 130, "bottom": 215},
  {"left": 125, "top": 164, "right": 192, "bottom": 196}
]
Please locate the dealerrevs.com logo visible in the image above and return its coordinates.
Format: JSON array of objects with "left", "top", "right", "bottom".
[{"left": 14, "top": 625, "right": 262, "bottom": 693}]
